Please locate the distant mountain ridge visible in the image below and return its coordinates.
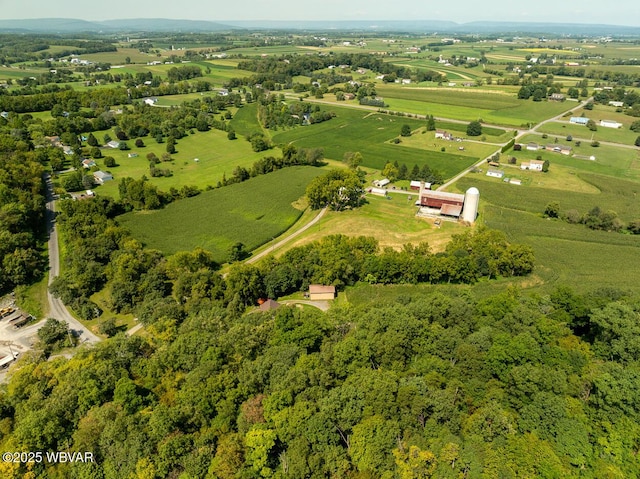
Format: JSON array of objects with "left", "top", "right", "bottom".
[{"left": 0, "top": 18, "right": 638, "bottom": 35}]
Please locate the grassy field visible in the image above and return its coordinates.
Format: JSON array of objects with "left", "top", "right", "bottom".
[
  {"left": 90, "top": 127, "right": 275, "bottom": 198},
  {"left": 397, "top": 128, "right": 500, "bottom": 160},
  {"left": 277, "top": 192, "right": 468, "bottom": 255},
  {"left": 537, "top": 120, "right": 639, "bottom": 146},
  {"left": 118, "top": 166, "right": 323, "bottom": 261},
  {"left": 453, "top": 174, "right": 640, "bottom": 292},
  {"left": 229, "top": 103, "right": 264, "bottom": 137},
  {"left": 271, "top": 106, "right": 479, "bottom": 178},
  {"left": 515, "top": 133, "right": 640, "bottom": 180}
]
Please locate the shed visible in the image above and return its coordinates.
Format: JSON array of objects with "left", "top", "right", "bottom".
[
  {"left": 486, "top": 168, "right": 505, "bottom": 179},
  {"left": 600, "top": 119, "right": 622, "bottom": 129},
  {"left": 410, "top": 180, "right": 430, "bottom": 190},
  {"left": 309, "top": 285, "right": 336, "bottom": 301},
  {"left": 369, "top": 187, "right": 387, "bottom": 197},
  {"left": 374, "top": 179, "right": 390, "bottom": 188},
  {"left": 259, "top": 299, "right": 281, "bottom": 311}
]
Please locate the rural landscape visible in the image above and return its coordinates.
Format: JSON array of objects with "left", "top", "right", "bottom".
[{"left": 1, "top": 14, "right": 640, "bottom": 478}]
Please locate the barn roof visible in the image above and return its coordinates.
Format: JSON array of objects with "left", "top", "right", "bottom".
[
  {"left": 309, "top": 285, "right": 336, "bottom": 294},
  {"left": 441, "top": 203, "right": 463, "bottom": 217}
]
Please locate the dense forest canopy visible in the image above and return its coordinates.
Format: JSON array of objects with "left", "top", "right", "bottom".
[{"left": 2, "top": 286, "right": 640, "bottom": 478}]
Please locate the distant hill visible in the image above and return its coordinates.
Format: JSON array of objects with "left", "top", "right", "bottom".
[
  {"left": 0, "top": 18, "right": 238, "bottom": 33},
  {"left": 0, "top": 18, "right": 637, "bottom": 35}
]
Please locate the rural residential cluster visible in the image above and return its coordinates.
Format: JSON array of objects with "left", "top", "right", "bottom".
[{"left": 1, "top": 17, "right": 640, "bottom": 478}]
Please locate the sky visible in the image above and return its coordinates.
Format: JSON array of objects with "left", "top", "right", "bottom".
[{"left": 1, "top": 0, "right": 639, "bottom": 27}]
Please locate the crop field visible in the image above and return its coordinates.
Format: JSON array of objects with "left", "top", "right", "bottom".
[
  {"left": 91, "top": 127, "right": 275, "bottom": 198},
  {"left": 117, "top": 166, "right": 323, "bottom": 261},
  {"left": 229, "top": 103, "right": 264, "bottom": 138},
  {"left": 271, "top": 106, "right": 478, "bottom": 178},
  {"left": 455, "top": 174, "right": 640, "bottom": 292},
  {"left": 374, "top": 85, "right": 570, "bottom": 126},
  {"left": 279, "top": 193, "right": 467, "bottom": 255},
  {"left": 457, "top": 173, "right": 640, "bottom": 221}
]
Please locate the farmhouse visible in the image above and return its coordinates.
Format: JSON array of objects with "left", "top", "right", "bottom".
[
  {"left": 600, "top": 120, "right": 622, "bottom": 129},
  {"left": 549, "top": 93, "right": 565, "bottom": 101},
  {"left": 521, "top": 159, "right": 545, "bottom": 171},
  {"left": 106, "top": 140, "right": 120, "bottom": 149},
  {"left": 373, "top": 179, "right": 391, "bottom": 188},
  {"left": 309, "top": 285, "right": 336, "bottom": 301},
  {"left": 93, "top": 171, "right": 113, "bottom": 184},
  {"left": 570, "top": 117, "right": 589, "bottom": 125},
  {"left": 143, "top": 98, "right": 158, "bottom": 106},
  {"left": 545, "top": 144, "right": 573, "bottom": 155},
  {"left": 486, "top": 168, "right": 505, "bottom": 179},
  {"left": 82, "top": 159, "right": 96, "bottom": 168},
  {"left": 609, "top": 101, "right": 624, "bottom": 107},
  {"left": 435, "top": 130, "right": 453, "bottom": 140}
]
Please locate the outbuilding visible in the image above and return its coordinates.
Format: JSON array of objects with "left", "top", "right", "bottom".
[
  {"left": 93, "top": 171, "right": 113, "bottom": 184},
  {"left": 309, "top": 285, "right": 336, "bottom": 301}
]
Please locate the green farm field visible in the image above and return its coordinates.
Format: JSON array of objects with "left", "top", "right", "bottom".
[
  {"left": 454, "top": 174, "right": 640, "bottom": 292},
  {"left": 90, "top": 128, "right": 276, "bottom": 198},
  {"left": 229, "top": 103, "right": 264, "bottom": 137},
  {"left": 375, "top": 85, "right": 570, "bottom": 126},
  {"left": 118, "top": 166, "right": 323, "bottom": 261},
  {"left": 271, "top": 106, "right": 478, "bottom": 178}
]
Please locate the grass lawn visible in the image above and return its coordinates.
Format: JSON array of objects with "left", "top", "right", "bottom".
[
  {"left": 537, "top": 121, "right": 639, "bottom": 146},
  {"left": 515, "top": 134, "right": 640, "bottom": 180},
  {"left": 271, "top": 106, "right": 479, "bottom": 179},
  {"left": 89, "top": 128, "right": 276, "bottom": 198},
  {"left": 118, "top": 166, "right": 324, "bottom": 262},
  {"left": 398, "top": 128, "right": 500, "bottom": 160},
  {"left": 277, "top": 193, "right": 468, "bottom": 256}
]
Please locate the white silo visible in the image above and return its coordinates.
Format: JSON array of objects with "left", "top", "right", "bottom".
[{"left": 461, "top": 187, "right": 479, "bottom": 223}]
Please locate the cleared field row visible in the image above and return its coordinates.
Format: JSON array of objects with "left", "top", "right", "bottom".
[
  {"left": 118, "top": 166, "right": 323, "bottom": 262},
  {"left": 271, "top": 106, "right": 479, "bottom": 178}
]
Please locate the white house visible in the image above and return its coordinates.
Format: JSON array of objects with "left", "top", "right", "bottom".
[
  {"left": 600, "top": 120, "right": 622, "bottom": 129},
  {"left": 609, "top": 101, "right": 624, "bottom": 107},
  {"left": 435, "top": 130, "right": 453, "bottom": 141},
  {"left": 93, "top": 171, "right": 113, "bottom": 184},
  {"left": 143, "top": 98, "right": 157, "bottom": 106},
  {"left": 486, "top": 168, "right": 504, "bottom": 179},
  {"left": 106, "top": 140, "right": 120, "bottom": 149},
  {"left": 521, "top": 159, "right": 545, "bottom": 171}
]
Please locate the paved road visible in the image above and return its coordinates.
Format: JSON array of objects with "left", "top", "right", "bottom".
[
  {"left": 246, "top": 207, "right": 328, "bottom": 264},
  {"left": 44, "top": 174, "right": 101, "bottom": 345}
]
